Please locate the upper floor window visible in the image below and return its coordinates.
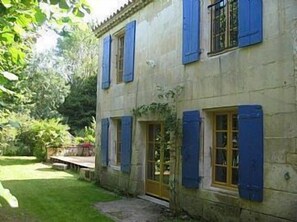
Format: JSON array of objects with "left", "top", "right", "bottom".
[
  {"left": 101, "top": 21, "right": 136, "bottom": 90},
  {"left": 116, "top": 32, "right": 125, "bottom": 83},
  {"left": 209, "top": 0, "right": 238, "bottom": 53}
]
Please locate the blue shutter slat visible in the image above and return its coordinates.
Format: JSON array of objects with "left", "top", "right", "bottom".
[
  {"left": 182, "top": 110, "right": 201, "bottom": 188},
  {"left": 238, "top": 0, "right": 263, "bottom": 47},
  {"left": 123, "top": 21, "right": 136, "bottom": 83},
  {"left": 101, "top": 118, "right": 109, "bottom": 167},
  {"left": 102, "top": 35, "right": 111, "bottom": 89},
  {"left": 182, "top": 0, "right": 200, "bottom": 64},
  {"left": 121, "top": 116, "right": 133, "bottom": 173},
  {"left": 238, "top": 105, "right": 263, "bottom": 202}
]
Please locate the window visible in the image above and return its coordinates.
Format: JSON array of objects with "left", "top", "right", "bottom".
[
  {"left": 209, "top": 0, "right": 238, "bottom": 53},
  {"left": 116, "top": 119, "right": 122, "bottom": 165},
  {"left": 101, "top": 21, "right": 136, "bottom": 89},
  {"left": 212, "top": 110, "right": 238, "bottom": 188},
  {"left": 116, "top": 32, "right": 125, "bottom": 83}
]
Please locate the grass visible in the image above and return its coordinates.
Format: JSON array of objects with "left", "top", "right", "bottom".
[{"left": 0, "top": 156, "right": 119, "bottom": 222}]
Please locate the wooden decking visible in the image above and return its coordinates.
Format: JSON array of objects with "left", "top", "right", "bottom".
[{"left": 50, "top": 156, "right": 95, "bottom": 170}]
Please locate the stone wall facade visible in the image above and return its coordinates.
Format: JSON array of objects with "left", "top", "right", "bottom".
[{"left": 94, "top": 0, "right": 297, "bottom": 221}]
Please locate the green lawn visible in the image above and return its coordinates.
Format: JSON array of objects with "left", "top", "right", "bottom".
[{"left": 0, "top": 156, "right": 118, "bottom": 222}]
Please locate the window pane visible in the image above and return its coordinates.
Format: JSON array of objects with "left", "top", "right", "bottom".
[
  {"left": 216, "top": 149, "right": 227, "bottom": 165},
  {"left": 148, "top": 125, "right": 154, "bottom": 141},
  {"left": 163, "top": 164, "right": 170, "bottom": 184},
  {"left": 215, "top": 166, "right": 227, "bottom": 183},
  {"left": 154, "top": 145, "right": 161, "bottom": 162},
  {"left": 147, "top": 143, "right": 155, "bottom": 161},
  {"left": 232, "top": 132, "right": 238, "bottom": 148},
  {"left": 232, "top": 168, "right": 238, "bottom": 185},
  {"left": 232, "top": 114, "right": 238, "bottom": 130},
  {"left": 216, "top": 114, "right": 227, "bottom": 130},
  {"left": 147, "top": 162, "right": 155, "bottom": 180},
  {"left": 210, "top": 0, "right": 238, "bottom": 52},
  {"left": 232, "top": 150, "right": 239, "bottom": 167},
  {"left": 164, "top": 145, "right": 170, "bottom": 162},
  {"left": 216, "top": 132, "right": 227, "bottom": 147}
]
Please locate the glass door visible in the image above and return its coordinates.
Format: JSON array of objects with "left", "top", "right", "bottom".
[{"left": 145, "top": 123, "right": 170, "bottom": 200}]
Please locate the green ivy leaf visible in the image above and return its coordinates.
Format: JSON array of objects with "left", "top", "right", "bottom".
[
  {"left": 49, "top": 0, "right": 59, "bottom": 5},
  {"left": 59, "top": 0, "right": 70, "bottom": 10},
  {"left": 16, "top": 15, "right": 32, "bottom": 27},
  {"left": 8, "top": 47, "right": 25, "bottom": 64},
  {"left": 13, "top": 24, "right": 25, "bottom": 35},
  {"left": 34, "top": 8, "right": 46, "bottom": 25},
  {"left": 74, "top": 7, "right": 85, "bottom": 17},
  {"left": 1, "top": 71, "right": 18, "bottom": 81},
  {"left": 0, "top": 32, "right": 14, "bottom": 44},
  {"left": 1, "top": 0, "right": 12, "bottom": 8},
  {"left": 0, "top": 84, "right": 15, "bottom": 94}
]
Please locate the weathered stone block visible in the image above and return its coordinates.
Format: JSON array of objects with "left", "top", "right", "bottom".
[
  {"left": 265, "top": 138, "right": 296, "bottom": 163},
  {"left": 240, "top": 209, "right": 291, "bottom": 222},
  {"left": 52, "top": 163, "right": 68, "bottom": 170},
  {"left": 240, "top": 189, "right": 297, "bottom": 221},
  {"left": 79, "top": 168, "right": 95, "bottom": 181},
  {"left": 202, "top": 200, "right": 240, "bottom": 222},
  {"left": 287, "top": 153, "right": 297, "bottom": 165},
  {"left": 264, "top": 163, "right": 297, "bottom": 193}
]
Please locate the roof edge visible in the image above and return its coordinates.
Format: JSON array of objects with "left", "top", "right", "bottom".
[{"left": 92, "top": 0, "right": 153, "bottom": 38}]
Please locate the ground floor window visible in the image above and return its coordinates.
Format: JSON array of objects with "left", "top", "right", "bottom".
[
  {"left": 116, "top": 119, "right": 122, "bottom": 165},
  {"left": 212, "top": 110, "right": 238, "bottom": 188}
]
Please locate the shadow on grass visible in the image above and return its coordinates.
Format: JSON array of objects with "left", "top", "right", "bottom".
[
  {"left": 0, "top": 178, "right": 118, "bottom": 222},
  {"left": 35, "top": 167, "right": 56, "bottom": 172},
  {"left": 0, "top": 157, "right": 39, "bottom": 166}
]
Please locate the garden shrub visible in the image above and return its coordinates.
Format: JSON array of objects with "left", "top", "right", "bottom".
[
  {"left": 0, "top": 110, "right": 32, "bottom": 156},
  {"left": 17, "top": 119, "right": 71, "bottom": 161},
  {"left": 74, "top": 117, "right": 95, "bottom": 144}
]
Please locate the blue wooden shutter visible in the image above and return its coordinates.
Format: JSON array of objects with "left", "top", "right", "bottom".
[
  {"left": 123, "top": 21, "right": 136, "bottom": 83},
  {"left": 238, "top": 105, "right": 263, "bottom": 202},
  {"left": 238, "top": 0, "right": 263, "bottom": 47},
  {"left": 182, "top": 0, "right": 200, "bottom": 64},
  {"left": 102, "top": 35, "right": 111, "bottom": 89},
  {"left": 121, "top": 116, "right": 133, "bottom": 173},
  {"left": 101, "top": 118, "right": 109, "bottom": 167},
  {"left": 182, "top": 110, "right": 201, "bottom": 188}
]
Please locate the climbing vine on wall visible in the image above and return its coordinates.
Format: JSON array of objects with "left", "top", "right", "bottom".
[
  {"left": 132, "top": 85, "right": 184, "bottom": 210},
  {"left": 132, "top": 85, "right": 184, "bottom": 136}
]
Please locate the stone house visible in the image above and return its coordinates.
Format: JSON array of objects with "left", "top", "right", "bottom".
[{"left": 93, "top": 0, "right": 297, "bottom": 221}]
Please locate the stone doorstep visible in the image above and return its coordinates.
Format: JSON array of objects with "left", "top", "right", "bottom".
[
  {"left": 79, "top": 168, "right": 95, "bottom": 181},
  {"left": 52, "top": 163, "right": 68, "bottom": 171}
]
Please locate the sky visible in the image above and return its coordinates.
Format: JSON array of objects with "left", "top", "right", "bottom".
[
  {"left": 87, "top": 0, "right": 129, "bottom": 24},
  {"left": 35, "top": 0, "right": 129, "bottom": 52}
]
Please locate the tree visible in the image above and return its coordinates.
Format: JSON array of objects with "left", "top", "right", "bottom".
[
  {"left": 53, "top": 25, "right": 98, "bottom": 133},
  {"left": 55, "top": 25, "right": 99, "bottom": 82},
  {"left": 59, "top": 74, "right": 97, "bottom": 134},
  {"left": 0, "top": 0, "right": 90, "bottom": 106},
  {"left": 23, "top": 52, "right": 70, "bottom": 119}
]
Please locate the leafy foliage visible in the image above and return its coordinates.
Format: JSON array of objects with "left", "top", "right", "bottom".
[
  {"left": 74, "top": 117, "right": 96, "bottom": 144},
  {"left": 55, "top": 25, "right": 99, "bottom": 82},
  {"left": 59, "top": 74, "right": 97, "bottom": 134},
  {"left": 17, "top": 118, "right": 71, "bottom": 161},
  {"left": 0, "top": 0, "right": 90, "bottom": 105},
  {"left": 0, "top": 109, "right": 71, "bottom": 159},
  {"left": 132, "top": 85, "right": 184, "bottom": 136},
  {"left": 21, "top": 52, "right": 70, "bottom": 119},
  {"left": 0, "top": 110, "right": 32, "bottom": 155}
]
